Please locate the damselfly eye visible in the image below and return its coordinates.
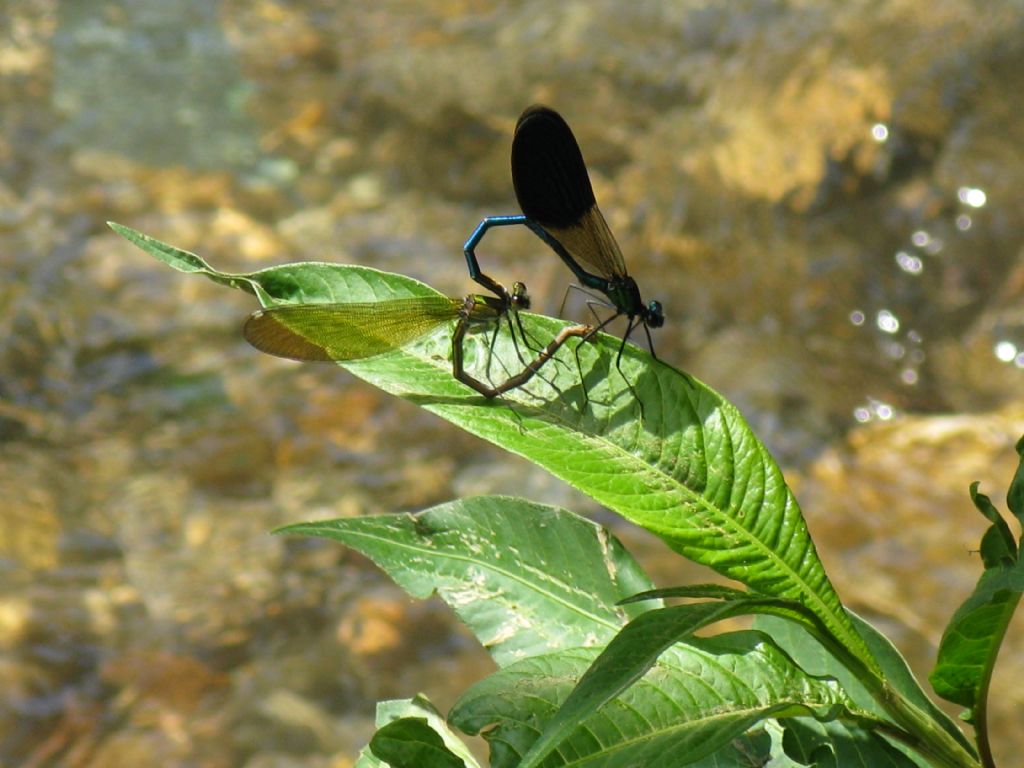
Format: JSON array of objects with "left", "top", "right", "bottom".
[
  {"left": 510, "top": 281, "right": 531, "bottom": 309},
  {"left": 646, "top": 300, "right": 665, "bottom": 328}
]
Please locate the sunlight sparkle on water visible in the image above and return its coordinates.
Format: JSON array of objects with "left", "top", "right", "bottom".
[
  {"left": 901, "top": 368, "right": 919, "bottom": 385},
  {"left": 995, "top": 341, "right": 1017, "bottom": 363},
  {"left": 956, "top": 214, "right": 972, "bottom": 231},
  {"left": 871, "top": 123, "right": 889, "bottom": 142},
  {"left": 911, "top": 230, "right": 930, "bottom": 248},
  {"left": 876, "top": 310, "right": 900, "bottom": 334},
  {"left": 958, "top": 186, "right": 987, "bottom": 208},
  {"left": 854, "top": 399, "right": 897, "bottom": 423},
  {"left": 883, "top": 340, "right": 905, "bottom": 360},
  {"left": 849, "top": 310, "right": 865, "bottom": 326},
  {"left": 895, "top": 251, "right": 923, "bottom": 274}
]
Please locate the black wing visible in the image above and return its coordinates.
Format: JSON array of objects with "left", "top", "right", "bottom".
[{"left": 511, "top": 105, "right": 627, "bottom": 279}]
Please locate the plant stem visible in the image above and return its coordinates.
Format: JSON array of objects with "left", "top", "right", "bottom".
[
  {"left": 970, "top": 589, "right": 1019, "bottom": 768},
  {"left": 975, "top": 695, "right": 994, "bottom": 768},
  {"left": 821, "top": 628, "right": 979, "bottom": 768}
]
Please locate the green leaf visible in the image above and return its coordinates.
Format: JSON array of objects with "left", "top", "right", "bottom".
[
  {"left": 279, "top": 497, "right": 657, "bottom": 666},
  {"left": 754, "top": 612, "right": 975, "bottom": 756},
  {"left": 681, "top": 723, "right": 788, "bottom": 768},
  {"left": 781, "top": 718, "right": 925, "bottom": 768},
  {"left": 451, "top": 633, "right": 861, "bottom": 768},
  {"left": 620, "top": 584, "right": 754, "bottom": 603},
  {"left": 514, "top": 598, "right": 867, "bottom": 768},
  {"left": 112, "top": 223, "right": 875, "bottom": 675},
  {"left": 369, "top": 719, "right": 469, "bottom": 768},
  {"left": 365, "top": 695, "right": 480, "bottom": 768},
  {"left": 107, "top": 221, "right": 271, "bottom": 300},
  {"left": 929, "top": 560, "right": 1024, "bottom": 712},
  {"left": 756, "top": 720, "right": 815, "bottom": 767},
  {"left": 1007, "top": 434, "right": 1024, "bottom": 527},
  {"left": 969, "top": 483, "right": 1017, "bottom": 567}
]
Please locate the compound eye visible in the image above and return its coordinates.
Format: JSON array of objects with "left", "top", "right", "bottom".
[
  {"left": 647, "top": 300, "right": 665, "bottom": 328},
  {"left": 511, "top": 281, "right": 531, "bottom": 309}
]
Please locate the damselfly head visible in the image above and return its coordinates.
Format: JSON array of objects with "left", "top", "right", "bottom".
[
  {"left": 510, "top": 281, "right": 531, "bottom": 311},
  {"left": 646, "top": 300, "right": 665, "bottom": 328}
]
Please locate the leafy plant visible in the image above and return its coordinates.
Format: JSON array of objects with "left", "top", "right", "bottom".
[{"left": 111, "top": 222, "right": 1023, "bottom": 768}]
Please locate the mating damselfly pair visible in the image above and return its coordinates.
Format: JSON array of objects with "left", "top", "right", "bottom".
[{"left": 245, "top": 106, "right": 664, "bottom": 404}]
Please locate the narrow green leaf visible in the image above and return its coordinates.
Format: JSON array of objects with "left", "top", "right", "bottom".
[
  {"left": 929, "top": 560, "right": 1024, "bottom": 712},
  {"left": 620, "top": 584, "right": 753, "bottom": 604},
  {"left": 1007, "top": 434, "right": 1024, "bottom": 526},
  {"left": 451, "top": 633, "right": 862, "bottom": 768},
  {"left": 108, "top": 221, "right": 214, "bottom": 273},
  {"left": 113, "top": 224, "right": 875, "bottom": 675},
  {"left": 279, "top": 497, "right": 656, "bottom": 665},
  {"left": 107, "top": 221, "right": 270, "bottom": 300},
  {"left": 369, "top": 718, "right": 468, "bottom": 768},
  {"left": 969, "top": 483, "right": 1016, "bottom": 566},
  {"left": 515, "top": 599, "right": 859, "bottom": 768}
]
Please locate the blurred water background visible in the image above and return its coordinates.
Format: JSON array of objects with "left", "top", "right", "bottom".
[{"left": 2, "top": 1, "right": 1023, "bottom": 765}]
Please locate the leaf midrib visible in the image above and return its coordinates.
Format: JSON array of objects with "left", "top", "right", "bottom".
[{"left": 451, "top": 399, "right": 850, "bottom": 654}]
